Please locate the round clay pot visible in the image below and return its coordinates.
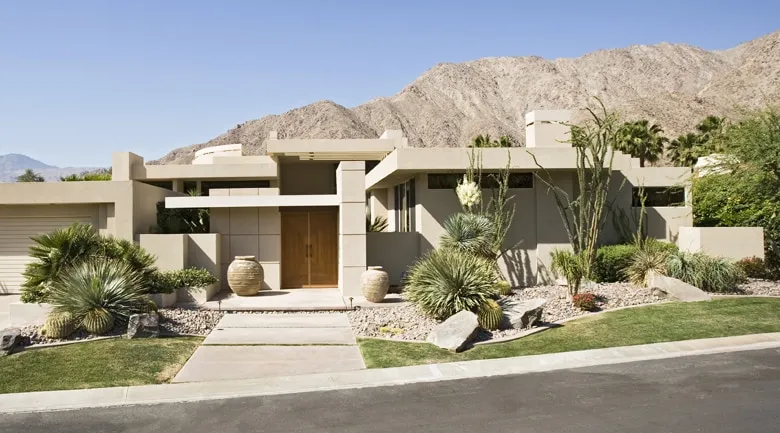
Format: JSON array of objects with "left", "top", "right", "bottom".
[
  {"left": 361, "top": 266, "right": 389, "bottom": 303},
  {"left": 227, "top": 256, "right": 264, "bottom": 296}
]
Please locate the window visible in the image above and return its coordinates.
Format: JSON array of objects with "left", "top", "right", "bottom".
[
  {"left": 633, "top": 187, "right": 685, "bottom": 207},
  {"left": 427, "top": 173, "right": 533, "bottom": 189},
  {"left": 200, "top": 180, "right": 271, "bottom": 196},
  {"left": 394, "top": 179, "right": 415, "bottom": 232}
]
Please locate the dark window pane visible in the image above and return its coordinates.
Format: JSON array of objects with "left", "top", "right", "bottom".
[
  {"left": 427, "top": 173, "right": 532, "bottom": 189},
  {"left": 201, "top": 180, "right": 271, "bottom": 196},
  {"left": 633, "top": 187, "right": 685, "bottom": 207}
]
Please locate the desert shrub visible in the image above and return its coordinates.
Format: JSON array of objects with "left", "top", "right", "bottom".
[
  {"left": 48, "top": 258, "right": 150, "bottom": 334},
  {"left": 624, "top": 238, "right": 671, "bottom": 286},
  {"left": 592, "top": 244, "right": 637, "bottom": 283},
  {"left": 439, "top": 213, "right": 497, "bottom": 259},
  {"left": 736, "top": 256, "right": 770, "bottom": 279},
  {"left": 151, "top": 201, "right": 209, "bottom": 234},
  {"left": 149, "top": 267, "right": 218, "bottom": 294},
  {"left": 404, "top": 248, "right": 497, "bottom": 320},
  {"left": 21, "top": 223, "right": 159, "bottom": 303},
  {"left": 572, "top": 293, "right": 598, "bottom": 311},
  {"left": 550, "top": 249, "right": 585, "bottom": 296},
  {"left": 666, "top": 251, "right": 744, "bottom": 293}
]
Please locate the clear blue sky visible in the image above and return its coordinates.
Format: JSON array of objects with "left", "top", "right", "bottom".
[{"left": 1, "top": 1, "right": 777, "bottom": 167}]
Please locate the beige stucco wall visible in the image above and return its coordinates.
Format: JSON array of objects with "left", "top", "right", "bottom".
[
  {"left": 678, "top": 227, "right": 765, "bottom": 260},
  {"left": 211, "top": 207, "right": 281, "bottom": 291},
  {"left": 139, "top": 234, "right": 189, "bottom": 271},
  {"left": 366, "top": 232, "right": 420, "bottom": 286},
  {"left": 337, "top": 161, "right": 366, "bottom": 296},
  {"left": 280, "top": 162, "right": 337, "bottom": 195},
  {"left": 132, "top": 181, "right": 182, "bottom": 240}
]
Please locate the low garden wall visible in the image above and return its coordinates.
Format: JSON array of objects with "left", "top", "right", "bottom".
[{"left": 677, "top": 227, "right": 764, "bottom": 260}]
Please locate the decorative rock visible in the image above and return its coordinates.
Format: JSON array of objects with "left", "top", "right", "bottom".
[
  {"left": 361, "top": 266, "right": 390, "bottom": 303},
  {"left": 647, "top": 271, "right": 712, "bottom": 302},
  {"left": 505, "top": 298, "right": 547, "bottom": 329},
  {"left": 1, "top": 328, "right": 22, "bottom": 356},
  {"left": 227, "top": 256, "right": 264, "bottom": 296},
  {"left": 126, "top": 313, "right": 160, "bottom": 339},
  {"left": 426, "top": 310, "right": 479, "bottom": 352}
]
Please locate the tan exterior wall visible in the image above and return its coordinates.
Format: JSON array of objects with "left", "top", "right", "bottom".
[
  {"left": 280, "top": 162, "right": 337, "bottom": 195},
  {"left": 366, "top": 232, "right": 420, "bottom": 286},
  {"left": 187, "top": 234, "right": 222, "bottom": 282},
  {"left": 678, "top": 227, "right": 765, "bottom": 260},
  {"left": 132, "top": 181, "right": 182, "bottom": 240},
  {"left": 337, "top": 161, "right": 366, "bottom": 296},
  {"left": 139, "top": 234, "right": 188, "bottom": 271},
  {"left": 211, "top": 207, "right": 281, "bottom": 291}
]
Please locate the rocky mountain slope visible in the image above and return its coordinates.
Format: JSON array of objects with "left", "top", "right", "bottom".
[
  {"left": 0, "top": 154, "right": 97, "bottom": 182},
  {"left": 155, "top": 31, "right": 780, "bottom": 165}
]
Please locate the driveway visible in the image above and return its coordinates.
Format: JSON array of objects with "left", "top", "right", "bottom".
[{"left": 2, "top": 348, "right": 779, "bottom": 432}]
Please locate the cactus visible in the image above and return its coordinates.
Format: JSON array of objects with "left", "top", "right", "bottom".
[
  {"left": 43, "top": 311, "right": 75, "bottom": 338},
  {"left": 143, "top": 299, "right": 158, "bottom": 313},
  {"left": 477, "top": 299, "right": 504, "bottom": 330},
  {"left": 496, "top": 280, "right": 512, "bottom": 296},
  {"left": 81, "top": 308, "right": 115, "bottom": 335}
]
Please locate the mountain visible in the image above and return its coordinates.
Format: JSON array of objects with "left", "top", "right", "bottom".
[
  {"left": 0, "top": 154, "right": 98, "bottom": 182},
  {"left": 154, "top": 31, "right": 780, "bottom": 165}
]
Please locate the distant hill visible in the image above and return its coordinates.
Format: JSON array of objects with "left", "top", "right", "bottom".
[
  {"left": 0, "top": 154, "right": 99, "bottom": 182},
  {"left": 154, "top": 30, "right": 780, "bottom": 165}
]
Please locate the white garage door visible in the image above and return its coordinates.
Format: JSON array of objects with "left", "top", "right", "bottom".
[{"left": 0, "top": 216, "right": 92, "bottom": 294}]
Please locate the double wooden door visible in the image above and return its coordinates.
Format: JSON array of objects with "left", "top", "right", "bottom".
[{"left": 281, "top": 209, "right": 338, "bottom": 288}]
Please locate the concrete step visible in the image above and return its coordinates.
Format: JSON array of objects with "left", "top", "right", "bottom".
[
  {"left": 217, "top": 313, "right": 351, "bottom": 329},
  {"left": 203, "top": 327, "right": 357, "bottom": 346}
]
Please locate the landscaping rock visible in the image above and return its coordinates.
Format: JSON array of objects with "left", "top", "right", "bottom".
[
  {"left": 1, "top": 327, "right": 22, "bottom": 356},
  {"left": 426, "top": 310, "right": 478, "bottom": 352},
  {"left": 647, "top": 271, "right": 712, "bottom": 302},
  {"left": 505, "top": 298, "right": 547, "bottom": 329},
  {"left": 126, "top": 313, "right": 160, "bottom": 339}
]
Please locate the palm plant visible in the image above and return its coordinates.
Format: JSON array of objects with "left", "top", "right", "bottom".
[
  {"left": 439, "top": 213, "right": 496, "bottom": 259},
  {"left": 366, "top": 213, "right": 388, "bottom": 232},
  {"left": 696, "top": 115, "right": 727, "bottom": 151},
  {"left": 550, "top": 249, "right": 585, "bottom": 297},
  {"left": 404, "top": 248, "right": 497, "bottom": 320},
  {"left": 48, "top": 258, "right": 150, "bottom": 334},
  {"left": 97, "top": 235, "right": 158, "bottom": 283},
  {"left": 616, "top": 120, "right": 668, "bottom": 167},
  {"left": 469, "top": 134, "right": 493, "bottom": 148},
  {"left": 16, "top": 169, "right": 45, "bottom": 182},
  {"left": 668, "top": 133, "right": 704, "bottom": 167}
]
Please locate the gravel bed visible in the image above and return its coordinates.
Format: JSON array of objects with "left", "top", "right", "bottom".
[
  {"left": 348, "top": 282, "right": 667, "bottom": 343},
  {"left": 726, "top": 279, "right": 780, "bottom": 296},
  {"left": 19, "top": 324, "right": 126, "bottom": 347},
  {"left": 159, "top": 308, "right": 224, "bottom": 336}
]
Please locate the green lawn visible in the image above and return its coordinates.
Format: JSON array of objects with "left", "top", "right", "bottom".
[
  {"left": 359, "top": 298, "right": 780, "bottom": 369},
  {"left": 0, "top": 337, "right": 202, "bottom": 394}
]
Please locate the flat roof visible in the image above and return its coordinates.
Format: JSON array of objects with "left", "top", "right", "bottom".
[
  {"left": 266, "top": 138, "right": 396, "bottom": 161},
  {"left": 166, "top": 194, "right": 340, "bottom": 209}
]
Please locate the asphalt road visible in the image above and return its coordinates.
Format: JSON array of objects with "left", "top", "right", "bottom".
[{"left": 3, "top": 348, "right": 780, "bottom": 432}]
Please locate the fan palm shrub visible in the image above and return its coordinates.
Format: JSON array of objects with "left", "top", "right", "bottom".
[
  {"left": 404, "top": 248, "right": 497, "bottom": 320},
  {"left": 47, "top": 258, "right": 150, "bottom": 334},
  {"left": 439, "top": 213, "right": 497, "bottom": 260},
  {"left": 623, "top": 238, "right": 672, "bottom": 286},
  {"left": 550, "top": 249, "right": 586, "bottom": 297}
]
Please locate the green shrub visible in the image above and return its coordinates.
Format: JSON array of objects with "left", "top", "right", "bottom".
[
  {"left": 21, "top": 223, "right": 159, "bottom": 304},
  {"left": 439, "top": 213, "right": 497, "bottom": 259},
  {"left": 404, "top": 248, "right": 497, "bottom": 320},
  {"left": 666, "top": 251, "right": 745, "bottom": 293},
  {"left": 149, "top": 267, "right": 218, "bottom": 294},
  {"left": 736, "top": 256, "right": 769, "bottom": 279},
  {"left": 572, "top": 293, "right": 598, "bottom": 311},
  {"left": 151, "top": 202, "right": 209, "bottom": 234},
  {"left": 592, "top": 244, "right": 637, "bottom": 282},
  {"left": 48, "top": 258, "right": 150, "bottom": 333},
  {"left": 477, "top": 299, "right": 504, "bottom": 330},
  {"left": 550, "top": 249, "right": 585, "bottom": 295},
  {"left": 624, "top": 239, "right": 671, "bottom": 286}
]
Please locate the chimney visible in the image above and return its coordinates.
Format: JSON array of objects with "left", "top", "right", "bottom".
[{"left": 525, "top": 110, "right": 572, "bottom": 147}]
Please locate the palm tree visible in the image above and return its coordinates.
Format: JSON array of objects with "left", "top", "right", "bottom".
[
  {"left": 667, "top": 133, "right": 703, "bottom": 167},
  {"left": 695, "top": 115, "right": 726, "bottom": 152},
  {"left": 495, "top": 135, "right": 514, "bottom": 147},
  {"left": 16, "top": 169, "right": 44, "bottom": 182},
  {"left": 616, "top": 120, "right": 668, "bottom": 167},
  {"left": 469, "top": 134, "right": 514, "bottom": 148}
]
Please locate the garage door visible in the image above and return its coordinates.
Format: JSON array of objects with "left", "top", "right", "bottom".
[{"left": 0, "top": 216, "right": 92, "bottom": 294}]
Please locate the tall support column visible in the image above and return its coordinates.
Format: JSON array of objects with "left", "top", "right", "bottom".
[{"left": 337, "top": 161, "right": 367, "bottom": 296}]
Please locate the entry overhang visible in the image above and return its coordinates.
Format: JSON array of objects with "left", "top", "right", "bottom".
[{"left": 166, "top": 195, "right": 340, "bottom": 209}]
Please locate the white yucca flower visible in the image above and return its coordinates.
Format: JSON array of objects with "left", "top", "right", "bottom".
[{"left": 456, "top": 176, "right": 481, "bottom": 209}]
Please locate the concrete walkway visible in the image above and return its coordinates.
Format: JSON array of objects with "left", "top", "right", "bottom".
[
  {"left": 172, "top": 313, "right": 365, "bottom": 383},
  {"left": 200, "top": 288, "right": 407, "bottom": 311}
]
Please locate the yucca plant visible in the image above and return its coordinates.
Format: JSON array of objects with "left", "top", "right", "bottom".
[
  {"left": 404, "top": 248, "right": 497, "bottom": 320},
  {"left": 439, "top": 213, "right": 497, "bottom": 260},
  {"left": 550, "top": 249, "right": 585, "bottom": 297},
  {"left": 47, "top": 258, "right": 150, "bottom": 334},
  {"left": 623, "top": 238, "right": 671, "bottom": 286}
]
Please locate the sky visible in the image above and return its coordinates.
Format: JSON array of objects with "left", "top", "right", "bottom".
[{"left": 1, "top": 1, "right": 778, "bottom": 167}]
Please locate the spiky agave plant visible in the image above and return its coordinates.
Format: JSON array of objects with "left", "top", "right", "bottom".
[
  {"left": 623, "top": 239, "right": 671, "bottom": 287},
  {"left": 48, "top": 258, "right": 149, "bottom": 334},
  {"left": 404, "top": 248, "right": 497, "bottom": 320},
  {"left": 439, "top": 213, "right": 497, "bottom": 260}
]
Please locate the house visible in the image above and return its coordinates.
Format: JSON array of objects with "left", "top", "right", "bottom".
[{"left": 0, "top": 110, "right": 694, "bottom": 298}]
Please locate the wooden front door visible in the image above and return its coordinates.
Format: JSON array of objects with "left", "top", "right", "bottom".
[{"left": 281, "top": 209, "right": 338, "bottom": 288}]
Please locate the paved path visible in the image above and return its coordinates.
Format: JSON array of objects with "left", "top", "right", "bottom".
[
  {"left": 173, "top": 313, "right": 365, "bottom": 383},
  {"left": 4, "top": 348, "right": 779, "bottom": 432}
]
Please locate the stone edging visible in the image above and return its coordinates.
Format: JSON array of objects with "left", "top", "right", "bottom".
[{"left": 18, "top": 335, "right": 122, "bottom": 351}]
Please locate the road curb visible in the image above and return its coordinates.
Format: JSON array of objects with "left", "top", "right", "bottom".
[{"left": 2, "top": 332, "right": 780, "bottom": 414}]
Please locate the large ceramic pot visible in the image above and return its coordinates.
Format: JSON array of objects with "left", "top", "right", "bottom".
[
  {"left": 361, "top": 266, "right": 389, "bottom": 303},
  {"left": 227, "top": 256, "right": 264, "bottom": 296}
]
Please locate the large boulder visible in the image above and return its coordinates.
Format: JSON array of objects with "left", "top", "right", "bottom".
[
  {"left": 426, "top": 310, "right": 479, "bottom": 352},
  {"left": 505, "top": 298, "right": 547, "bottom": 329},
  {"left": 647, "top": 271, "right": 712, "bottom": 302},
  {"left": 1, "top": 328, "right": 22, "bottom": 357},
  {"left": 126, "top": 313, "right": 160, "bottom": 339}
]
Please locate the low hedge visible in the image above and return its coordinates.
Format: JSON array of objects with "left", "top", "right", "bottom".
[
  {"left": 149, "top": 267, "right": 218, "bottom": 294},
  {"left": 592, "top": 244, "right": 637, "bottom": 283}
]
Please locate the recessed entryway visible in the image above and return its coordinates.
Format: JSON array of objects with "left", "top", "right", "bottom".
[{"left": 281, "top": 208, "right": 338, "bottom": 289}]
